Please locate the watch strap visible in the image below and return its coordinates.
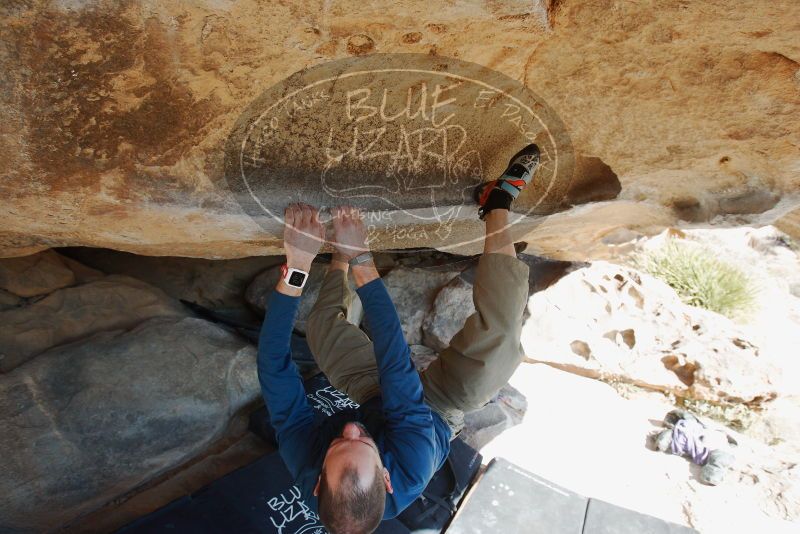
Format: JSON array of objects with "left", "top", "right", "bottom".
[{"left": 348, "top": 252, "right": 374, "bottom": 266}]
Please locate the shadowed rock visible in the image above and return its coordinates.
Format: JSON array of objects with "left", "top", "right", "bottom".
[
  {"left": 0, "top": 275, "right": 187, "bottom": 372},
  {"left": 0, "top": 317, "right": 259, "bottom": 532},
  {"left": 0, "top": 250, "right": 79, "bottom": 298}
]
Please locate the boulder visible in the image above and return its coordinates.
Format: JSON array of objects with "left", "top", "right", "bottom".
[
  {"left": 636, "top": 226, "right": 800, "bottom": 396},
  {"left": 245, "top": 263, "right": 362, "bottom": 333},
  {"left": 775, "top": 206, "right": 800, "bottom": 244},
  {"left": 521, "top": 262, "right": 779, "bottom": 404},
  {"left": 460, "top": 384, "right": 527, "bottom": 451},
  {"left": 639, "top": 226, "right": 800, "bottom": 301},
  {"left": 746, "top": 396, "right": 800, "bottom": 457},
  {"left": 62, "top": 247, "right": 284, "bottom": 311},
  {"left": 382, "top": 267, "right": 462, "bottom": 345},
  {"left": 0, "top": 250, "right": 77, "bottom": 297},
  {"left": 2, "top": 1, "right": 799, "bottom": 259},
  {"left": 0, "top": 289, "right": 21, "bottom": 311},
  {"left": 0, "top": 316, "right": 260, "bottom": 532},
  {"left": 409, "top": 344, "right": 438, "bottom": 372},
  {"left": 422, "top": 276, "right": 476, "bottom": 352},
  {"left": 0, "top": 275, "right": 187, "bottom": 373}
]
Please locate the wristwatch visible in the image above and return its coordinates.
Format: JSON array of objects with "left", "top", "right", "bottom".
[
  {"left": 281, "top": 263, "right": 309, "bottom": 288},
  {"left": 348, "top": 252, "right": 374, "bottom": 266}
]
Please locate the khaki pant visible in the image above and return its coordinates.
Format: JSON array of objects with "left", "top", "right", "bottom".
[{"left": 305, "top": 253, "right": 530, "bottom": 437}]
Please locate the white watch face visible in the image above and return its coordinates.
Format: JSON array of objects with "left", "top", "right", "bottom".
[{"left": 286, "top": 269, "right": 307, "bottom": 288}]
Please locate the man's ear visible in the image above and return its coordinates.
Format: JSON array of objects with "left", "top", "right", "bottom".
[
  {"left": 383, "top": 467, "right": 393, "bottom": 494},
  {"left": 313, "top": 474, "right": 321, "bottom": 497}
]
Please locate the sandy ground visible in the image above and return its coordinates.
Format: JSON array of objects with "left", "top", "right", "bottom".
[{"left": 479, "top": 363, "right": 800, "bottom": 534}]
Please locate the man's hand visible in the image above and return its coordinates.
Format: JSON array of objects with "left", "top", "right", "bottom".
[
  {"left": 279, "top": 203, "right": 324, "bottom": 296},
  {"left": 331, "top": 206, "right": 379, "bottom": 287},
  {"left": 331, "top": 206, "right": 370, "bottom": 261}
]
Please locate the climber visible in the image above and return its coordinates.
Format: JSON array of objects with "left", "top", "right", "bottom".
[{"left": 257, "top": 144, "right": 540, "bottom": 534}]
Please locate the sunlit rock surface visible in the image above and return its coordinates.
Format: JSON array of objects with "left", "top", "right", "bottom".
[
  {"left": 522, "top": 261, "right": 780, "bottom": 403},
  {"left": 2, "top": 0, "right": 798, "bottom": 259}
]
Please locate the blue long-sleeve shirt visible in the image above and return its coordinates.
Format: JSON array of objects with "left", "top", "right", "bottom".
[{"left": 257, "top": 277, "right": 452, "bottom": 519}]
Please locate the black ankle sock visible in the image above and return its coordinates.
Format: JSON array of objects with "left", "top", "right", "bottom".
[{"left": 480, "top": 188, "right": 513, "bottom": 218}]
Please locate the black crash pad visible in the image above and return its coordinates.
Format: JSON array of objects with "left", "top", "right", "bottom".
[
  {"left": 118, "top": 450, "right": 410, "bottom": 534},
  {"left": 446, "top": 458, "right": 697, "bottom": 534},
  {"left": 121, "top": 372, "right": 480, "bottom": 534},
  {"left": 583, "top": 499, "right": 696, "bottom": 534},
  {"left": 447, "top": 458, "right": 588, "bottom": 534}
]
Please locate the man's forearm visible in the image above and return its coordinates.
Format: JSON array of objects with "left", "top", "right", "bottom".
[
  {"left": 257, "top": 290, "right": 312, "bottom": 427},
  {"left": 257, "top": 288, "right": 315, "bottom": 478},
  {"left": 352, "top": 262, "right": 380, "bottom": 287},
  {"left": 354, "top": 275, "right": 432, "bottom": 434}
]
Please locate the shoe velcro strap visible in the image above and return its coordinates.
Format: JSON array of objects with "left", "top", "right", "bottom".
[{"left": 499, "top": 179, "right": 522, "bottom": 199}]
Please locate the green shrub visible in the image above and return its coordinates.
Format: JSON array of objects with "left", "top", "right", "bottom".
[{"left": 636, "top": 240, "right": 756, "bottom": 319}]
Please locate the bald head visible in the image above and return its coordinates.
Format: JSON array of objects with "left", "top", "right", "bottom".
[{"left": 315, "top": 422, "right": 392, "bottom": 534}]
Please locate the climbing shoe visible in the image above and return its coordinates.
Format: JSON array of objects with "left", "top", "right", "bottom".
[{"left": 474, "top": 143, "right": 540, "bottom": 220}]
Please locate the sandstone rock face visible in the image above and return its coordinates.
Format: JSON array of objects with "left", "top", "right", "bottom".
[
  {"left": 2, "top": 1, "right": 798, "bottom": 260},
  {"left": 0, "top": 274, "right": 187, "bottom": 372},
  {"left": 522, "top": 262, "right": 779, "bottom": 404},
  {"left": 383, "top": 267, "right": 462, "bottom": 345},
  {"left": 245, "top": 262, "right": 363, "bottom": 333},
  {"left": 776, "top": 207, "right": 800, "bottom": 243},
  {"left": 0, "top": 316, "right": 259, "bottom": 532}
]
